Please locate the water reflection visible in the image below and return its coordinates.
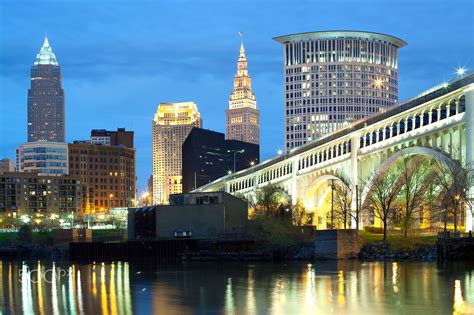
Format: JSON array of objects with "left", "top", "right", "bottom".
[{"left": 0, "top": 260, "right": 472, "bottom": 314}]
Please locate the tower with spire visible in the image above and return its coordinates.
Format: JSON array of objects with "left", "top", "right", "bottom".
[
  {"left": 225, "top": 34, "right": 260, "bottom": 145},
  {"left": 27, "top": 37, "right": 65, "bottom": 142}
]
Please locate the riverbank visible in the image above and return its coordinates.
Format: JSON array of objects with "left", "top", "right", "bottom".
[{"left": 358, "top": 231, "right": 438, "bottom": 260}]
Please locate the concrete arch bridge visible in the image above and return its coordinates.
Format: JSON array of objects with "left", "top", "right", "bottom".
[{"left": 195, "top": 74, "right": 474, "bottom": 231}]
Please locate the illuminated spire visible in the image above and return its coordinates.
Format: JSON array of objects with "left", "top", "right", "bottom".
[
  {"left": 34, "top": 36, "right": 58, "bottom": 65},
  {"left": 238, "top": 31, "right": 246, "bottom": 60},
  {"left": 228, "top": 35, "right": 256, "bottom": 110},
  {"left": 226, "top": 34, "right": 260, "bottom": 145}
]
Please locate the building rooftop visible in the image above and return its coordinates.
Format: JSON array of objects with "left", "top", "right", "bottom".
[
  {"left": 34, "top": 37, "right": 59, "bottom": 65},
  {"left": 273, "top": 30, "right": 407, "bottom": 48}
]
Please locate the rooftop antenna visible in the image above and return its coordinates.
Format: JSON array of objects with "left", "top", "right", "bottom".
[{"left": 238, "top": 31, "right": 244, "bottom": 45}]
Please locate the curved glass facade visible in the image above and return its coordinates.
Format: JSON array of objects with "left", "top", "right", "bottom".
[{"left": 274, "top": 31, "right": 406, "bottom": 150}]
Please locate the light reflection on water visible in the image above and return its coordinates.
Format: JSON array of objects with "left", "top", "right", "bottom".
[{"left": 0, "top": 260, "right": 473, "bottom": 314}]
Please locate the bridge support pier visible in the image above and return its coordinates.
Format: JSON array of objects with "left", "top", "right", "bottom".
[
  {"left": 465, "top": 87, "right": 474, "bottom": 232},
  {"left": 350, "top": 135, "right": 360, "bottom": 229}
]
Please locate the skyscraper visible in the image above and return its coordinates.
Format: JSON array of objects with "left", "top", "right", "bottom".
[
  {"left": 27, "top": 37, "right": 65, "bottom": 142},
  {"left": 273, "top": 31, "right": 406, "bottom": 150},
  {"left": 152, "top": 102, "right": 202, "bottom": 205},
  {"left": 182, "top": 127, "right": 259, "bottom": 193},
  {"left": 225, "top": 38, "right": 260, "bottom": 145}
]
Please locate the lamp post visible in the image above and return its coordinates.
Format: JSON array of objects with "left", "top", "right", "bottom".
[
  {"left": 228, "top": 149, "right": 245, "bottom": 173},
  {"left": 330, "top": 179, "right": 335, "bottom": 229},
  {"left": 194, "top": 169, "right": 205, "bottom": 190}
]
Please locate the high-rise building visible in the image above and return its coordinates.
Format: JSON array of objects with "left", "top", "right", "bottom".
[
  {"left": 68, "top": 143, "right": 136, "bottom": 213},
  {"left": 273, "top": 31, "right": 407, "bottom": 150},
  {"left": 152, "top": 102, "right": 201, "bottom": 205},
  {"left": 182, "top": 128, "right": 259, "bottom": 192},
  {"left": 225, "top": 40, "right": 260, "bottom": 145},
  {"left": 16, "top": 142, "right": 68, "bottom": 176},
  {"left": 28, "top": 37, "right": 65, "bottom": 143},
  {"left": 0, "top": 172, "right": 82, "bottom": 218}
]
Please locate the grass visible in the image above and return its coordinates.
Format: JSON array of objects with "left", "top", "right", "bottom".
[
  {"left": 359, "top": 230, "right": 437, "bottom": 251},
  {"left": 0, "top": 231, "right": 53, "bottom": 245}
]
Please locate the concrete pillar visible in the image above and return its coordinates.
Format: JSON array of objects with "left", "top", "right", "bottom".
[
  {"left": 464, "top": 87, "right": 474, "bottom": 231},
  {"left": 350, "top": 135, "right": 360, "bottom": 228},
  {"left": 449, "top": 130, "right": 453, "bottom": 158},
  {"left": 440, "top": 131, "right": 446, "bottom": 154},
  {"left": 429, "top": 110, "right": 433, "bottom": 124},
  {"left": 290, "top": 158, "right": 298, "bottom": 205}
]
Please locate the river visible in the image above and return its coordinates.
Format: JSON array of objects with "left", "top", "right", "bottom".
[{"left": 0, "top": 260, "right": 473, "bottom": 314}]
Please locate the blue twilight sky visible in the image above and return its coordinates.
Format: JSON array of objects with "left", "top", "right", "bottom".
[{"left": 0, "top": 0, "right": 473, "bottom": 192}]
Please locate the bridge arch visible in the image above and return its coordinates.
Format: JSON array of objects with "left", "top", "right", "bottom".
[{"left": 360, "top": 146, "right": 450, "bottom": 205}]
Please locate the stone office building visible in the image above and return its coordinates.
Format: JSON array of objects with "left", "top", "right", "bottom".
[{"left": 68, "top": 143, "right": 136, "bottom": 213}]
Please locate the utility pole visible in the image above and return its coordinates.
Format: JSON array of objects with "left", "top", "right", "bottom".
[
  {"left": 331, "top": 179, "right": 335, "bottom": 229},
  {"left": 355, "top": 184, "right": 359, "bottom": 230}
]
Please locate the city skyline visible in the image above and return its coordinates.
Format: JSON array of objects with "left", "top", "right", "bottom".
[{"left": 1, "top": 0, "right": 473, "bottom": 193}]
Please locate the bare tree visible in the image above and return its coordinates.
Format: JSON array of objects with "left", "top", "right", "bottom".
[
  {"left": 363, "top": 167, "right": 404, "bottom": 241},
  {"left": 396, "top": 155, "right": 436, "bottom": 237},
  {"left": 433, "top": 158, "right": 474, "bottom": 233},
  {"left": 332, "top": 176, "right": 353, "bottom": 229}
]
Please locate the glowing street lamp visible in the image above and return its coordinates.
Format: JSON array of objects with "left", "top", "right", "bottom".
[
  {"left": 277, "top": 149, "right": 283, "bottom": 155},
  {"left": 250, "top": 161, "right": 255, "bottom": 166}
]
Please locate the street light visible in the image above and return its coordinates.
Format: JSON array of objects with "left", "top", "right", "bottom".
[
  {"left": 109, "top": 193, "right": 114, "bottom": 209},
  {"left": 228, "top": 149, "right": 245, "bottom": 173},
  {"left": 250, "top": 161, "right": 255, "bottom": 166},
  {"left": 194, "top": 169, "right": 205, "bottom": 190}
]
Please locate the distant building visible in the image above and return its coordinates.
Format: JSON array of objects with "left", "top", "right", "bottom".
[
  {"left": 90, "top": 128, "right": 134, "bottom": 148},
  {"left": 28, "top": 37, "right": 65, "bottom": 143},
  {"left": 0, "top": 159, "right": 15, "bottom": 174},
  {"left": 152, "top": 102, "right": 202, "bottom": 205},
  {"left": 68, "top": 143, "right": 136, "bottom": 213},
  {"left": 225, "top": 40, "right": 260, "bottom": 145},
  {"left": 128, "top": 191, "right": 248, "bottom": 240},
  {"left": 16, "top": 142, "right": 68, "bottom": 176},
  {"left": 0, "top": 172, "right": 82, "bottom": 218},
  {"left": 273, "top": 31, "right": 407, "bottom": 150},
  {"left": 182, "top": 128, "right": 259, "bottom": 192}
]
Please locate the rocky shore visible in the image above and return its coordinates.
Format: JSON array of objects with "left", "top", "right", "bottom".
[{"left": 359, "top": 242, "right": 437, "bottom": 260}]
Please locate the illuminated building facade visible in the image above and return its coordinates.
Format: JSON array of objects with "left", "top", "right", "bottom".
[
  {"left": 28, "top": 37, "right": 65, "bottom": 143},
  {"left": 225, "top": 41, "right": 260, "bottom": 145},
  {"left": 68, "top": 143, "right": 136, "bottom": 213},
  {"left": 273, "top": 31, "right": 407, "bottom": 150},
  {"left": 152, "top": 102, "right": 202, "bottom": 204},
  {"left": 0, "top": 172, "right": 82, "bottom": 217}
]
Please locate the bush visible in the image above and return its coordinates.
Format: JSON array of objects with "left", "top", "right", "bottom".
[
  {"left": 364, "top": 226, "right": 384, "bottom": 234},
  {"left": 18, "top": 224, "right": 33, "bottom": 243},
  {"left": 248, "top": 216, "right": 300, "bottom": 250}
]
